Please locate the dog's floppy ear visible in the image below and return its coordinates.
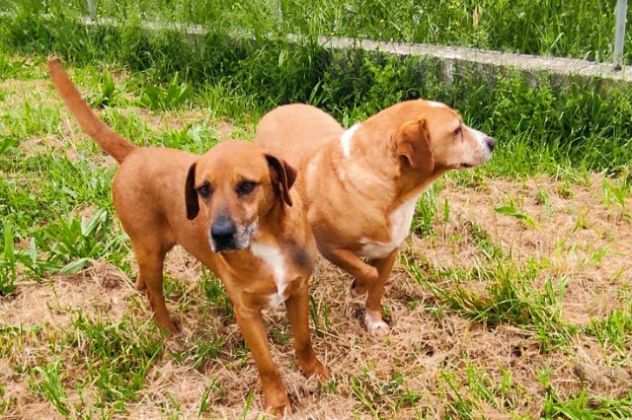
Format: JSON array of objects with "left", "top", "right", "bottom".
[
  {"left": 265, "top": 154, "right": 297, "bottom": 207},
  {"left": 396, "top": 119, "right": 434, "bottom": 175},
  {"left": 185, "top": 162, "right": 199, "bottom": 220}
]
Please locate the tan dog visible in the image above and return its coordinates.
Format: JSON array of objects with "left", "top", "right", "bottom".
[
  {"left": 255, "top": 101, "right": 494, "bottom": 335},
  {"left": 48, "top": 58, "right": 327, "bottom": 413}
]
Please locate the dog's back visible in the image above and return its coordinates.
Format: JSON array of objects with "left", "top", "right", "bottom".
[{"left": 256, "top": 103, "right": 343, "bottom": 169}]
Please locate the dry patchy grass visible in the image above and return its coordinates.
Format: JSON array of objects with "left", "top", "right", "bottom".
[
  {"left": 2, "top": 174, "right": 631, "bottom": 418},
  {"left": 1, "top": 58, "right": 631, "bottom": 418}
]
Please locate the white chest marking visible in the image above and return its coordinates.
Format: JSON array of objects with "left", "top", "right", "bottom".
[
  {"left": 360, "top": 194, "right": 421, "bottom": 259},
  {"left": 340, "top": 123, "right": 361, "bottom": 158},
  {"left": 251, "top": 242, "right": 288, "bottom": 306}
]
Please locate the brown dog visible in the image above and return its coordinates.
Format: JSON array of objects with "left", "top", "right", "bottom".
[
  {"left": 255, "top": 101, "right": 494, "bottom": 335},
  {"left": 48, "top": 58, "right": 327, "bottom": 413}
]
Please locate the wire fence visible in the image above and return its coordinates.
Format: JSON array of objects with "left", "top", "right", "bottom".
[
  {"left": 78, "top": 0, "right": 630, "bottom": 70},
  {"left": 2, "top": 0, "right": 627, "bottom": 76}
]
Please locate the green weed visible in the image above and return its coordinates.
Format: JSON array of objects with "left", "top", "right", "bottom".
[
  {"left": 68, "top": 314, "right": 163, "bottom": 408},
  {"left": 535, "top": 189, "right": 550, "bottom": 206},
  {"left": 404, "top": 255, "right": 574, "bottom": 350},
  {"left": 350, "top": 368, "right": 421, "bottom": 417},
  {"left": 603, "top": 176, "right": 630, "bottom": 215},
  {"left": 309, "top": 295, "right": 332, "bottom": 335},
  {"left": 495, "top": 199, "right": 537, "bottom": 228},
  {"left": 543, "top": 389, "right": 632, "bottom": 419},
  {"left": 464, "top": 220, "right": 504, "bottom": 260},
  {"left": 441, "top": 371, "right": 476, "bottom": 419},
  {"left": 139, "top": 73, "right": 192, "bottom": 110},
  {"left": 0, "top": 222, "right": 17, "bottom": 296},
  {"left": 155, "top": 123, "right": 219, "bottom": 154},
  {"left": 586, "top": 307, "right": 632, "bottom": 352},
  {"left": 31, "top": 361, "right": 71, "bottom": 417},
  {"left": 0, "top": 52, "right": 44, "bottom": 80},
  {"left": 45, "top": 209, "right": 117, "bottom": 273},
  {"left": 197, "top": 380, "right": 223, "bottom": 415},
  {"left": 102, "top": 109, "right": 151, "bottom": 143},
  {"left": 200, "top": 270, "right": 233, "bottom": 318},
  {"left": 1, "top": 101, "right": 61, "bottom": 139},
  {"left": 89, "top": 70, "right": 118, "bottom": 109},
  {"left": 412, "top": 183, "right": 441, "bottom": 237}
]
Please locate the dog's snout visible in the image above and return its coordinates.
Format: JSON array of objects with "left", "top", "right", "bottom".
[
  {"left": 211, "top": 215, "right": 237, "bottom": 251},
  {"left": 485, "top": 136, "right": 496, "bottom": 152}
]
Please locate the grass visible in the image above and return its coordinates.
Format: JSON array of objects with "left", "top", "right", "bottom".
[
  {"left": 31, "top": 361, "right": 71, "bottom": 416},
  {"left": 404, "top": 254, "right": 576, "bottom": 351},
  {"left": 0, "top": 15, "right": 631, "bottom": 417},
  {"left": 2, "top": 8, "right": 632, "bottom": 172},
  {"left": 3, "top": 0, "right": 629, "bottom": 63},
  {"left": 586, "top": 306, "right": 632, "bottom": 352},
  {"left": 68, "top": 314, "right": 163, "bottom": 408},
  {"left": 544, "top": 389, "right": 632, "bottom": 419}
]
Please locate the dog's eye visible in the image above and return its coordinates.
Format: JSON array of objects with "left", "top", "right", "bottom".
[
  {"left": 453, "top": 126, "right": 462, "bottom": 136},
  {"left": 197, "top": 182, "right": 212, "bottom": 198},
  {"left": 236, "top": 180, "right": 257, "bottom": 196}
]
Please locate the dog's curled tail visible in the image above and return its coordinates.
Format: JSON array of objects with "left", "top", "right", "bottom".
[{"left": 47, "top": 57, "right": 135, "bottom": 163}]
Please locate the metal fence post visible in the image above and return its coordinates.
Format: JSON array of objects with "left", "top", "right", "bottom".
[
  {"left": 614, "top": 0, "right": 628, "bottom": 70},
  {"left": 86, "top": 0, "right": 97, "bottom": 20}
]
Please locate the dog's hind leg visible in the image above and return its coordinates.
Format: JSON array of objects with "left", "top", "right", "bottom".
[
  {"left": 318, "top": 247, "right": 378, "bottom": 291},
  {"left": 132, "top": 241, "right": 178, "bottom": 334}
]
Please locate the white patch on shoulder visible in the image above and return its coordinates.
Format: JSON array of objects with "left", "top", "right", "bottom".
[
  {"left": 251, "top": 242, "right": 288, "bottom": 306},
  {"left": 360, "top": 193, "right": 421, "bottom": 259},
  {"left": 340, "top": 123, "right": 361, "bottom": 158},
  {"left": 426, "top": 100, "right": 448, "bottom": 109}
]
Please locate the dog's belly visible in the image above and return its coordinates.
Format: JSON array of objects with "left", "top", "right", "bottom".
[{"left": 359, "top": 194, "right": 420, "bottom": 259}]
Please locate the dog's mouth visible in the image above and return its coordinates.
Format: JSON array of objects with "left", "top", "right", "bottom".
[{"left": 458, "top": 151, "right": 492, "bottom": 169}]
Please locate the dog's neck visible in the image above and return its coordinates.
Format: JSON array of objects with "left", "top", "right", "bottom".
[
  {"left": 329, "top": 124, "right": 400, "bottom": 205},
  {"left": 339, "top": 123, "right": 442, "bottom": 211}
]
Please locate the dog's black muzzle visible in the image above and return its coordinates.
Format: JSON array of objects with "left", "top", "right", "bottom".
[{"left": 211, "top": 215, "right": 238, "bottom": 252}]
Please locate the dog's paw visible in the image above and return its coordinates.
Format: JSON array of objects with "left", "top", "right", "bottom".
[
  {"left": 263, "top": 383, "right": 290, "bottom": 416},
  {"left": 297, "top": 351, "right": 329, "bottom": 381},
  {"left": 305, "top": 359, "right": 330, "bottom": 381},
  {"left": 364, "top": 311, "right": 390, "bottom": 336}
]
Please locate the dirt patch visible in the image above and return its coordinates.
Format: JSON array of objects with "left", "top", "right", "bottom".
[{"left": 0, "top": 261, "right": 132, "bottom": 328}]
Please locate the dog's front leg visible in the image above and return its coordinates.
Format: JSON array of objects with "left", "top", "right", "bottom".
[
  {"left": 285, "top": 281, "right": 328, "bottom": 379},
  {"left": 365, "top": 249, "right": 398, "bottom": 335},
  {"left": 235, "top": 306, "right": 289, "bottom": 414},
  {"left": 319, "top": 247, "right": 378, "bottom": 292}
]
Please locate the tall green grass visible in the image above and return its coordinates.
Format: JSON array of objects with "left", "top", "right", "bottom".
[
  {"left": 2, "top": 7, "right": 631, "bottom": 173},
  {"left": 2, "top": 0, "right": 628, "bottom": 62}
]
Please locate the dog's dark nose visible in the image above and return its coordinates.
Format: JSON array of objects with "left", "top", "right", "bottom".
[
  {"left": 211, "top": 216, "right": 237, "bottom": 251},
  {"left": 485, "top": 137, "right": 496, "bottom": 152}
]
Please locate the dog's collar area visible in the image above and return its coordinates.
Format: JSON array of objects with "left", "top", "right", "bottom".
[{"left": 340, "top": 123, "right": 361, "bottom": 158}]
